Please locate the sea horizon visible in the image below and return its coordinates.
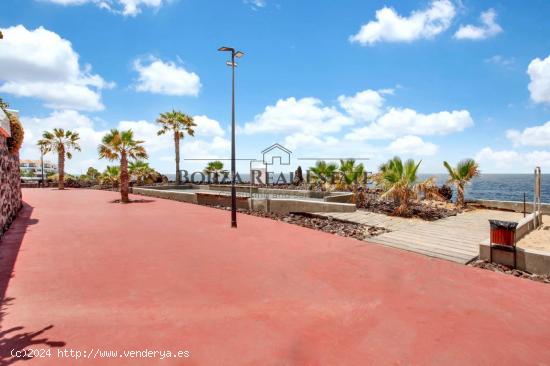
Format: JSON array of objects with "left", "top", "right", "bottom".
[{"left": 159, "top": 173, "right": 549, "bottom": 204}]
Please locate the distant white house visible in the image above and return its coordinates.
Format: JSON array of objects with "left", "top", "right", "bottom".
[{"left": 20, "top": 159, "right": 58, "bottom": 180}]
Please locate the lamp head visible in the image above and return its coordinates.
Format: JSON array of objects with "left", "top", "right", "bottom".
[{"left": 218, "top": 46, "right": 234, "bottom": 52}]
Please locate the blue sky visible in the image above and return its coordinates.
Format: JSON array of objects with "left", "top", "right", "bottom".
[{"left": 1, "top": 0, "right": 550, "bottom": 175}]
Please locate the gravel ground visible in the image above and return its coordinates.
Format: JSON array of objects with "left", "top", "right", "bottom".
[
  {"left": 207, "top": 205, "right": 390, "bottom": 241},
  {"left": 359, "top": 198, "right": 461, "bottom": 221},
  {"left": 469, "top": 259, "right": 550, "bottom": 284}
]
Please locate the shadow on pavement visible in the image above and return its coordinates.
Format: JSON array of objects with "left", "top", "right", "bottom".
[{"left": 0, "top": 203, "right": 66, "bottom": 365}]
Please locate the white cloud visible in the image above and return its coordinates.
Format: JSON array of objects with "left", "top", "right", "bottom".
[
  {"left": 454, "top": 9, "right": 502, "bottom": 40},
  {"left": 349, "top": 0, "right": 455, "bottom": 45},
  {"left": 337, "top": 89, "right": 385, "bottom": 122},
  {"left": 20, "top": 110, "right": 227, "bottom": 174},
  {"left": 475, "top": 147, "right": 520, "bottom": 169},
  {"left": 244, "top": 0, "right": 266, "bottom": 9},
  {"left": 39, "top": 0, "right": 167, "bottom": 16},
  {"left": 242, "top": 90, "right": 471, "bottom": 167},
  {"left": 506, "top": 121, "right": 550, "bottom": 147},
  {"left": 182, "top": 137, "right": 230, "bottom": 158},
  {"left": 475, "top": 147, "right": 550, "bottom": 171},
  {"left": 119, "top": 119, "right": 172, "bottom": 153},
  {"left": 527, "top": 54, "right": 550, "bottom": 104},
  {"left": 193, "top": 115, "right": 225, "bottom": 137},
  {"left": 134, "top": 57, "right": 201, "bottom": 96},
  {"left": 525, "top": 150, "right": 550, "bottom": 168},
  {"left": 20, "top": 110, "right": 108, "bottom": 173},
  {"left": 283, "top": 133, "right": 339, "bottom": 151},
  {"left": 0, "top": 25, "right": 112, "bottom": 111},
  {"left": 346, "top": 108, "right": 473, "bottom": 140},
  {"left": 120, "top": 115, "right": 225, "bottom": 154},
  {"left": 386, "top": 135, "right": 438, "bottom": 156},
  {"left": 485, "top": 55, "right": 515, "bottom": 69},
  {"left": 242, "top": 97, "right": 353, "bottom": 135}
]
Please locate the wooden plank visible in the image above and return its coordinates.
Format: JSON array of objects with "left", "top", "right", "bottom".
[
  {"left": 381, "top": 231, "right": 480, "bottom": 250},
  {"left": 374, "top": 234, "right": 477, "bottom": 256},
  {"left": 369, "top": 238, "right": 471, "bottom": 263}
]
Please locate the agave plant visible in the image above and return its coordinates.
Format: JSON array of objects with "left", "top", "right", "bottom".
[
  {"left": 377, "top": 156, "right": 422, "bottom": 215},
  {"left": 204, "top": 161, "right": 226, "bottom": 184},
  {"left": 443, "top": 159, "right": 480, "bottom": 207},
  {"left": 309, "top": 160, "right": 338, "bottom": 191},
  {"left": 98, "top": 129, "right": 147, "bottom": 203},
  {"left": 37, "top": 128, "right": 81, "bottom": 190}
]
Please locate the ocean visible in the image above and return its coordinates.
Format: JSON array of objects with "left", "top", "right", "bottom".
[
  {"left": 164, "top": 173, "right": 549, "bottom": 204},
  {"left": 420, "top": 174, "right": 549, "bottom": 204}
]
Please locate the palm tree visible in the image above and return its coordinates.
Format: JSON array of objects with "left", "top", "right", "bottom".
[
  {"left": 337, "top": 159, "right": 365, "bottom": 190},
  {"left": 443, "top": 159, "right": 480, "bottom": 208},
  {"left": 98, "top": 129, "right": 147, "bottom": 203},
  {"left": 156, "top": 110, "right": 196, "bottom": 185},
  {"left": 129, "top": 160, "right": 156, "bottom": 186},
  {"left": 101, "top": 166, "right": 120, "bottom": 188},
  {"left": 204, "top": 161, "right": 226, "bottom": 184},
  {"left": 377, "top": 156, "right": 422, "bottom": 215},
  {"left": 37, "top": 128, "right": 81, "bottom": 190},
  {"left": 86, "top": 167, "right": 100, "bottom": 181},
  {"left": 309, "top": 160, "right": 338, "bottom": 191}
]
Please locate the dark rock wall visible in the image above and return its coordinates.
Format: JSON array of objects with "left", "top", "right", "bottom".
[{"left": 0, "top": 135, "right": 22, "bottom": 237}]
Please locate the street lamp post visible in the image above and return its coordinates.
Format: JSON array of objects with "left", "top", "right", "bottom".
[
  {"left": 218, "top": 46, "right": 244, "bottom": 228},
  {"left": 40, "top": 148, "right": 45, "bottom": 187}
]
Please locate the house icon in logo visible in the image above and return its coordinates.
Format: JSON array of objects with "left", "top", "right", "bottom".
[{"left": 261, "top": 143, "right": 292, "bottom": 165}]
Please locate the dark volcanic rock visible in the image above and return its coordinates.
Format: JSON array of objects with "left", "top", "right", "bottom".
[
  {"left": 469, "top": 259, "right": 550, "bottom": 284},
  {"left": 202, "top": 204, "right": 389, "bottom": 241}
]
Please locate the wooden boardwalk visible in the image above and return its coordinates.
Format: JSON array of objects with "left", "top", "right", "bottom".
[{"left": 316, "top": 209, "right": 524, "bottom": 263}]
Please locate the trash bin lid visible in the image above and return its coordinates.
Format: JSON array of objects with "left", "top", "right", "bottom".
[{"left": 489, "top": 219, "right": 518, "bottom": 230}]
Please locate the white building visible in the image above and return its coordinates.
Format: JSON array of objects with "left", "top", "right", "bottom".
[{"left": 20, "top": 159, "right": 58, "bottom": 180}]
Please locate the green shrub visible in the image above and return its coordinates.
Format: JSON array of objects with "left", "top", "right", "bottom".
[{"left": 6, "top": 112, "right": 24, "bottom": 154}]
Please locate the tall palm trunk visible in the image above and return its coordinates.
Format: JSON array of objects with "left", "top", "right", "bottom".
[
  {"left": 120, "top": 152, "right": 129, "bottom": 203},
  {"left": 58, "top": 147, "right": 65, "bottom": 190},
  {"left": 174, "top": 131, "right": 181, "bottom": 185},
  {"left": 457, "top": 183, "right": 465, "bottom": 208}
]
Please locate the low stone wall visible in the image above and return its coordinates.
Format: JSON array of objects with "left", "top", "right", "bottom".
[
  {"left": 132, "top": 187, "right": 197, "bottom": 203},
  {"left": 133, "top": 187, "right": 356, "bottom": 214},
  {"left": 209, "top": 184, "right": 258, "bottom": 194},
  {"left": 480, "top": 240, "right": 550, "bottom": 275},
  {"left": 258, "top": 188, "right": 327, "bottom": 199},
  {"left": 471, "top": 199, "right": 550, "bottom": 215},
  {"left": 324, "top": 192, "right": 355, "bottom": 203},
  {"left": 0, "top": 136, "right": 22, "bottom": 237},
  {"left": 196, "top": 193, "right": 250, "bottom": 209},
  {"left": 265, "top": 199, "right": 356, "bottom": 214},
  {"left": 515, "top": 211, "right": 543, "bottom": 242},
  {"left": 135, "top": 184, "right": 194, "bottom": 191}
]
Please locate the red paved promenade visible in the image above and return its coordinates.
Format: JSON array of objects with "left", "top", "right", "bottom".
[{"left": 1, "top": 189, "right": 550, "bottom": 365}]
